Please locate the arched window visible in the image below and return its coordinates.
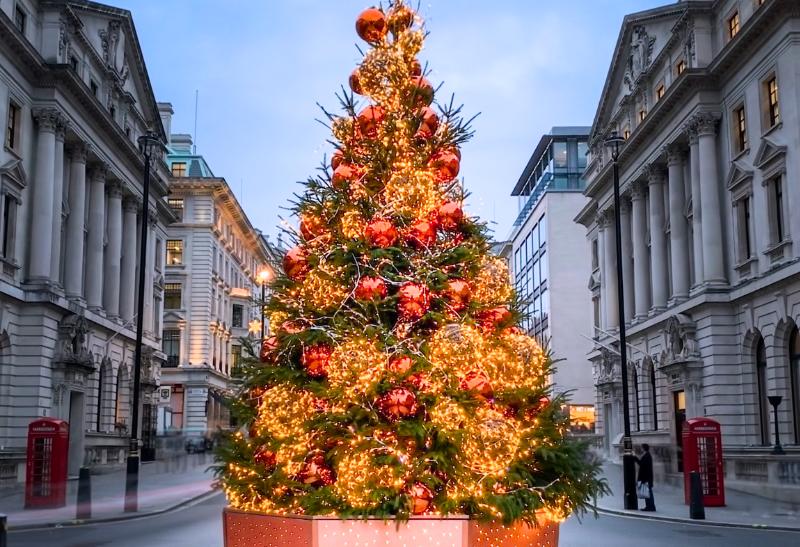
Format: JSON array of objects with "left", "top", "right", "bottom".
[
  {"left": 756, "top": 337, "right": 770, "bottom": 445},
  {"left": 650, "top": 363, "right": 658, "bottom": 431},
  {"left": 789, "top": 327, "right": 800, "bottom": 443},
  {"left": 115, "top": 366, "right": 130, "bottom": 428}
]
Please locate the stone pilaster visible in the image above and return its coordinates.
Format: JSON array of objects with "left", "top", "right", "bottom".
[
  {"left": 119, "top": 197, "right": 139, "bottom": 323},
  {"left": 103, "top": 181, "right": 123, "bottom": 319},
  {"left": 143, "top": 212, "right": 157, "bottom": 335},
  {"left": 64, "top": 143, "right": 90, "bottom": 300},
  {"left": 666, "top": 143, "right": 690, "bottom": 301},
  {"left": 600, "top": 209, "right": 619, "bottom": 330},
  {"left": 28, "top": 108, "right": 60, "bottom": 282},
  {"left": 695, "top": 112, "right": 726, "bottom": 285},
  {"left": 50, "top": 118, "right": 69, "bottom": 285},
  {"left": 85, "top": 163, "right": 107, "bottom": 311},
  {"left": 619, "top": 198, "right": 635, "bottom": 323},
  {"left": 686, "top": 122, "right": 704, "bottom": 286},
  {"left": 646, "top": 164, "right": 668, "bottom": 313},
  {"left": 631, "top": 180, "right": 651, "bottom": 320}
]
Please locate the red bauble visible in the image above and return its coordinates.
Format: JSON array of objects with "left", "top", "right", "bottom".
[
  {"left": 388, "top": 5, "right": 414, "bottom": 34},
  {"left": 349, "top": 69, "right": 364, "bottom": 95},
  {"left": 415, "top": 107, "right": 439, "bottom": 140},
  {"left": 411, "top": 76, "right": 434, "bottom": 106},
  {"left": 354, "top": 275, "right": 387, "bottom": 301},
  {"left": 477, "top": 306, "right": 514, "bottom": 331},
  {"left": 405, "top": 219, "right": 437, "bottom": 249},
  {"left": 409, "top": 59, "right": 422, "bottom": 77},
  {"left": 444, "top": 278, "right": 471, "bottom": 312},
  {"left": 259, "top": 336, "right": 279, "bottom": 363},
  {"left": 397, "top": 282, "right": 430, "bottom": 321},
  {"left": 283, "top": 246, "right": 309, "bottom": 281},
  {"left": 459, "top": 370, "right": 494, "bottom": 401},
  {"left": 254, "top": 447, "right": 276, "bottom": 468},
  {"left": 298, "top": 451, "right": 336, "bottom": 487},
  {"left": 388, "top": 355, "right": 413, "bottom": 374},
  {"left": 406, "top": 372, "right": 432, "bottom": 392},
  {"left": 302, "top": 343, "right": 333, "bottom": 378},
  {"left": 537, "top": 395, "right": 551, "bottom": 411},
  {"left": 280, "top": 320, "right": 305, "bottom": 334},
  {"left": 300, "top": 213, "right": 329, "bottom": 243},
  {"left": 429, "top": 149, "right": 461, "bottom": 183},
  {"left": 437, "top": 201, "right": 464, "bottom": 231},
  {"left": 331, "top": 149, "right": 345, "bottom": 170},
  {"left": 377, "top": 387, "right": 418, "bottom": 420},
  {"left": 332, "top": 164, "right": 364, "bottom": 190},
  {"left": 365, "top": 218, "right": 398, "bottom": 248},
  {"left": 408, "top": 482, "right": 434, "bottom": 515},
  {"left": 357, "top": 105, "right": 386, "bottom": 139},
  {"left": 355, "top": 8, "right": 387, "bottom": 44}
]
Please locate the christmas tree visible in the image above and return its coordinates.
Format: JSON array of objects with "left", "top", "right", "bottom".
[{"left": 217, "top": 1, "right": 606, "bottom": 524}]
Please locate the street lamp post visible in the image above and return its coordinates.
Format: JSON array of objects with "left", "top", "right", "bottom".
[
  {"left": 124, "top": 131, "right": 163, "bottom": 513},
  {"left": 605, "top": 131, "right": 638, "bottom": 511},
  {"left": 258, "top": 269, "right": 271, "bottom": 339}
]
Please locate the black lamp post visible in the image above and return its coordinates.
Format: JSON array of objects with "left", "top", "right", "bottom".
[
  {"left": 257, "top": 269, "right": 271, "bottom": 339},
  {"left": 124, "top": 130, "right": 163, "bottom": 513},
  {"left": 768, "top": 395, "right": 784, "bottom": 455},
  {"left": 604, "top": 131, "right": 638, "bottom": 511}
]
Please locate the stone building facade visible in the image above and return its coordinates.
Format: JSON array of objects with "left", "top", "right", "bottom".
[
  {"left": 158, "top": 105, "right": 272, "bottom": 438},
  {"left": 577, "top": 0, "right": 800, "bottom": 501},
  {"left": 0, "top": 0, "right": 172, "bottom": 483}
]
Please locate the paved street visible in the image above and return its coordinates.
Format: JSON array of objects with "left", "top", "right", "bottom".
[{"left": 10, "top": 492, "right": 800, "bottom": 547}]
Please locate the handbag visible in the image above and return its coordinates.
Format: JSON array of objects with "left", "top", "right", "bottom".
[{"left": 637, "top": 481, "right": 649, "bottom": 499}]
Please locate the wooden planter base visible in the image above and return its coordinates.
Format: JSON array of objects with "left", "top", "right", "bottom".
[{"left": 222, "top": 507, "right": 559, "bottom": 547}]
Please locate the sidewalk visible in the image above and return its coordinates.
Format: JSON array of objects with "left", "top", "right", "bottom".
[
  {"left": 0, "top": 452, "right": 217, "bottom": 530},
  {"left": 596, "top": 462, "right": 800, "bottom": 530}
]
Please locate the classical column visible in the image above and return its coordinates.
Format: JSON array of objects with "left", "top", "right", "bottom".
[
  {"left": 686, "top": 123, "right": 703, "bottom": 286},
  {"left": 85, "top": 164, "right": 107, "bottom": 311},
  {"left": 666, "top": 144, "right": 690, "bottom": 301},
  {"left": 50, "top": 119, "right": 68, "bottom": 285},
  {"left": 64, "top": 143, "right": 89, "bottom": 299},
  {"left": 647, "top": 165, "right": 668, "bottom": 312},
  {"left": 119, "top": 198, "right": 138, "bottom": 323},
  {"left": 631, "top": 180, "right": 651, "bottom": 320},
  {"left": 695, "top": 112, "right": 726, "bottom": 284},
  {"left": 601, "top": 210, "right": 619, "bottom": 330},
  {"left": 619, "top": 198, "right": 635, "bottom": 324},
  {"left": 103, "top": 181, "right": 123, "bottom": 319},
  {"left": 597, "top": 219, "right": 607, "bottom": 333},
  {"left": 28, "top": 109, "right": 59, "bottom": 282},
  {"left": 143, "top": 213, "right": 156, "bottom": 334}
]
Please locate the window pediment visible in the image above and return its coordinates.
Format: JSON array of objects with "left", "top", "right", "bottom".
[
  {"left": 754, "top": 138, "right": 786, "bottom": 179},
  {"left": 726, "top": 161, "right": 753, "bottom": 199},
  {"left": 0, "top": 159, "right": 28, "bottom": 193}
]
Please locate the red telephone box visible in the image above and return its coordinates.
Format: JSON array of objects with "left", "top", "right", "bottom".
[
  {"left": 25, "top": 418, "right": 69, "bottom": 508},
  {"left": 682, "top": 417, "right": 725, "bottom": 507}
]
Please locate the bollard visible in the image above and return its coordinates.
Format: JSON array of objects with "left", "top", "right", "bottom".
[
  {"left": 76, "top": 466, "right": 92, "bottom": 520},
  {"left": 1, "top": 513, "right": 7, "bottom": 547},
  {"left": 689, "top": 471, "right": 705, "bottom": 520}
]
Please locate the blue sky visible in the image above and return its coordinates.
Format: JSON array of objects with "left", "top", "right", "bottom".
[{"left": 117, "top": 0, "right": 665, "bottom": 242}]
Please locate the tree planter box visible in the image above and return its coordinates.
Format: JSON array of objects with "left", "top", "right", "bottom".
[{"left": 222, "top": 507, "right": 559, "bottom": 547}]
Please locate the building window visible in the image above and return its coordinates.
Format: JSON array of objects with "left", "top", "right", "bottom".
[
  {"left": 90, "top": 80, "right": 99, "bottom": 97},
  {"left": 171, "top": 162, "right": 187, "bottom": 177},
  {"left": 164, "top": 283, "right": 182, "bottom": 310},
  {"left": 727, "top": 11, "right": 740, "bottom": 39},
  {"left": 675, "top": 58, "right": 687, "bottom": 76},
  {"left": 166, "top": 239, "right": 183, "bottom": 265},
  {"left": 5, "top": 101, "right": 21, "bottom": 152},
  {"left": 733, "top": 104, "right": 748, "bottom": 153},
  {"left": 623, "top": 126, "right": 631, "bottom": 140},
  {"left": 649, "top": 363, "right": 658, "bottom": 431},
  {"left": 232, "top": 345, "right": 242, "bottom": 371},
  {"left": 655, "top": 83, "right": 665, "bottom": 101},
  {"left": 232, "top": 304, "right": 244, "bottom": 328},
  {"left": 790, "top": 327, "right": 800, "bottom": 443},
  {"left": 13, "top": 5, "right": 26, "bottom": 34},
  {"left": 162, "top": 329, "right": 181, "bottom": 367},
  {"left": 591, "top": 239, "right": 599, "bottom": 271},
  {"left": 638, "top": 109, "right": 647, "bottom": 122},
  {"left": 735, "top": 196, "right": 752, "bottom": 261},
  {"left": 1, "top": 194, "right": 18, "bottom": 260},
  {"left": 69, "top": 56, "right": 79, "bottom": 71},
  {"left": 767, "top": 176, "right": 785, "bottom": 245},
  {"left": 756, "top": 337, "right": 769, "bottom": 445},
  {"left": 154, "top": 238, "right": 163, "bottom": 272},
  {"left": 764, "top": 76, "right": 780, "bottom": 127},
  {"left": 168, "top": 198, "right": 184, "bottom": 221}
]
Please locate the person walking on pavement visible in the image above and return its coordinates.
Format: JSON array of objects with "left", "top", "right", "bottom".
[{"left": 635, "top": 443, "right": 656, "bottom": 511}]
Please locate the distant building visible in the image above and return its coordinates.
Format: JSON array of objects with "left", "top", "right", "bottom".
[
  {"left": 157, "top": 104, "right": 273, "bottom": 437},
  {"left": 577, "top": 0, "right": 800, "bottom": 501},
  {"left": 0, "top": 0, "right": 172, "bottom": 482},
  {"left": 508, "top": 127, "right": 594, "bottom": 430}
]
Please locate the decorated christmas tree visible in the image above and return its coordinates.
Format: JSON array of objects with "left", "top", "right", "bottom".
[{"left": 217, "top": 1, "right": 606, "bottom": 525}]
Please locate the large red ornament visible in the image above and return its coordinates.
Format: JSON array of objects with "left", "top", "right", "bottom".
[
  {"left": 354, "top": 275, "right": 387, "bottom": 301},
  {"left": 283, "top": 246, "right": 309, "bottom": 281},
  {"left": 377, "top": 387, "right": 418, "bottom": 420},
  {"left": 405, "top": 372, "right": 432, "bottom": 393},
  {"left": 298, "top": 451, "right": 335, "bottom": 487},
  {"left": 459, "top": 370, "right": 494, "bottom": 401},
  {"left": 397, "top": 282, "right": 430, "bottom": 321},
  {"left": 302, "top": 344, "right": 333, "bottom": 378},
  {"left": 355, "top": 8, "right": 388, "bottom": 44},
  {"left": 332, "top": 164, "right": 364, "bottom": 190},
  {"left": 388, "top": 355, "right": 413, "bottom": 374},
  {"left": 444, "top": 279, "right": 471, "bottom": 312},
  {"left": 477, "top": 306, "right": 514, "bottom": 331},
  {"left": 366, "top": 218, "right": 398, "bottom": 248},
  {"left": 437, "top": 201, "right": 464, "bottom": 231},
  {"left": 259, "top": 336, "right": 279, "bottom": 363},
  {"left": 408, "top": 482, "right": 434, "bottom": 515},
  {"left": 349, "top": 69, "right": 364, "bottom": 95},
  {"left": 411, "top": 76, "right": 434, "bottom": 106},
  {"left": 388, "top": 5, "right": 414, "bottom": 35},
  {"left": 331, "top": 149, "right": 345, "bottom": 170},
  {"left": 429, "top": 149, "right": 460, "bottom": 183},
  {"left": 405, "top": 219, "right": 437, "bottom": 249},
  {"left": 300, "top": 213, "right": 329, "bottom": 243},
  {"left": 357, "top": 105, "right": 386, "bottom": 138},
  {"left": 254, "top": 447, "right": 276, "bottom": 468},
  {"left": 415, "top": 107, "right": 439, "bottom": 140},
  {"left": 409, "top": 59, "right": 422, "bottom": 77}
]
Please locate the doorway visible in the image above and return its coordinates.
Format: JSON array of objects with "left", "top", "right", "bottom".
[
  {"left": 674, "top": 390, "right": 686, "bottom": 473},
  {"left": 67, "top": 391, "right": 85, "bottom": 476}
]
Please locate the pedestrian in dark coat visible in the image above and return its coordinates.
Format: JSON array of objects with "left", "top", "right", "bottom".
[{"left": 635, "top": 443, "right": 656, "bottom": 511}]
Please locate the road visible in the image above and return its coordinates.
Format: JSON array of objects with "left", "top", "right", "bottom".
[{"left": 10, "top": 492, "right": 800, "bottom": 546}]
